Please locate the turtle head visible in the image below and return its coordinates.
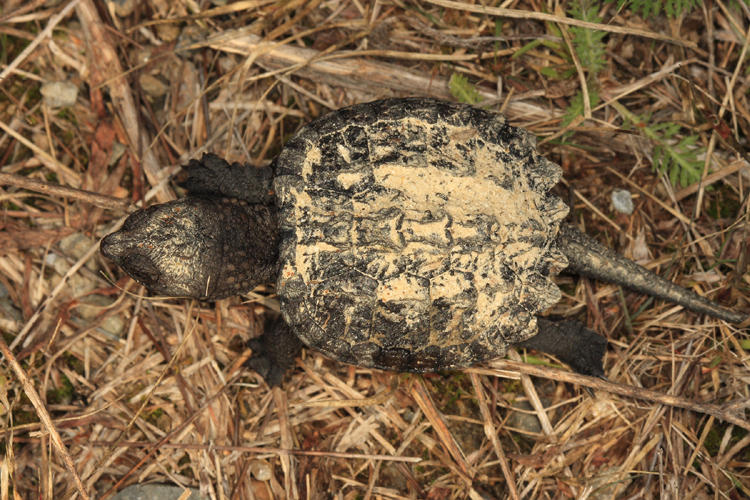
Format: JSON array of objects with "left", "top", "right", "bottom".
[{"left": 101, "top": 197, "right": 279, "bottom": 300}]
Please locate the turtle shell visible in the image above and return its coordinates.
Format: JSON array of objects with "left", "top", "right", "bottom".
[{"left": 274, "top": 98, "right": 569, "bottom": 372}]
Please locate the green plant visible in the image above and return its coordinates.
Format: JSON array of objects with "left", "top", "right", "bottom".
[
  {"left": 645, "top": 121, "right": 704, "bottom": 187},
  {"left": 513, "top": 1, "right": 607, "bottom": 125},
  {"left": 568, "top": 1, "right": 607, "bottom": 75},
  {"left": 563, "top": 1, "right": 607, "bottom": 125},
  {"left": 605, "top": 0, "right": 702, "bottom": 19},
  {"left": 449, "top": 73, "right": 482, "bottom": 105},
  {"left": 562, "top": 85, "right": 600, "bottom": 127},
  {"left": 612, "top": 101, "right": 705, "bottom": 187}
]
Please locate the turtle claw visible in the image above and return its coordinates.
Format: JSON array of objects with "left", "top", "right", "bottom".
[
  {"left": 516, "top": 317, "right": 607, "bottom": 378},
  {"left": 245, "top": 318, "right": 303, "bottom": 387},
  {"left": 178, "top": 153, "right": 274, "bottom": 204}
]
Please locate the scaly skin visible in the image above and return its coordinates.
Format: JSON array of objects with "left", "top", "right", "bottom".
[
  {"left": 558, "top": 224, "right": 747, "bottom": 324},
  {"left": 100, "top": 99, "right": 747, "bottom": 384},
  {"left": 99, "top": 178, "right": 745, "bottom": 384},
  {"left": 100, "top": 196, "right": 279, "bottom": 300}
]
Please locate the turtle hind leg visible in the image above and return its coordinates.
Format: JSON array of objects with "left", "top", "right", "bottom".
[
  {"left": 514, "top": 318, "right": 607, "bottom": 378},
  {"left": 245, "top": 317, "right": 303, "bottom": 386},
  {"left": 177, "top": 153, "right": 274, "bottom": 204}
]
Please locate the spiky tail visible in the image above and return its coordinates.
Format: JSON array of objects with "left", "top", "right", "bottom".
[{"left": 558, "top": 224, "right": 747, "bottom": 324}]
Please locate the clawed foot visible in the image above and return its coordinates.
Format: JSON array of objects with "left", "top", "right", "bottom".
[
  {"left": 178, "top": 153, "right": 274, "bottom": 204},
  {"left": 515, "top": 317, "right": 607, "bottom": 378},
  {"left": 244, "top": 317, "right": 303, "bottom": 387}
]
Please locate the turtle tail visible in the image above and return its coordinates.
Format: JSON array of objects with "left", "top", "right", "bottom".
[{"left": 557, "top": 224, "right": 747, "bottom": 324}]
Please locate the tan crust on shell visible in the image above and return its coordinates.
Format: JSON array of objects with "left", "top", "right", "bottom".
[{"left": 274, "top": 98, "right": 568, "bottom": 371}]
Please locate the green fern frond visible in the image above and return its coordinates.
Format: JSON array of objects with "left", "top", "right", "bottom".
[
  {"left": 649, "top": 123, "right": 704, "bottom": 186},
  {"left": 562, "top": 88, "right": 600, "bottom": 127},
  {"left": 568, "top": 1, "right": 607, "bottom": 75},
  {"left": 606, "top": 0, "right": 701, "bottom": 19},
  {"left": 558, "top": 1, "right": 606, "bottom": 128},
  {"left": 449, "top": 73, "right": 482, "bottom": 105},
  {"left": 613, "top": 102, "right": 705, "bottom": 187}
]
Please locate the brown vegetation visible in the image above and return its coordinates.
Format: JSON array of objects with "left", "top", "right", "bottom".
[{"left": 0, "top": 1, "right": 748, "bottom": 498}]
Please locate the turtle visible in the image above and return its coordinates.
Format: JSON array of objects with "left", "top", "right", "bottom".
[{"left": 100, "top": 97, "right": 747, "bottom": 386}]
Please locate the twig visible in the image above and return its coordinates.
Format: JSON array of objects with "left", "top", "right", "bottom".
[
  {"left": 0, "top": 173, "right": 131, "bottom": 211},
  {"left": 696, "top": 21, "right": 750, "bottom": 217},
  {"left": 75, "top": 0, "right": 171, "bottom": 202},
  {"left": 469, "top": 373, "right": 519, "bottom": 500},
  {"left": 424, "top": 0, "right": 700, "bottom": 50},
  {"left": 87, "top": 441, "right": 422, "bottom": 462},
  {"left": 98, "top": 375, "right": 240, "bottom": 500},
  {"left": 557, "top": 14, "right": 591, "bottom": 119},
  {"left": 0, "top": 335, "right": 89, "bottom": 500},
  {"left": 0, "top": 119, "right": 80, "bottom": 186},
  {"left": 597, "top": 59, "right": 696, "bottom": 111},
  {"left": 204, "top": 30, "right": 557, "bottom": 122},
  {"left": 482, "top": 360, "right": 750, "bottom": 431},
  {"left": 9, "top": 237, "right": 103, "bottom": 350},
  {"left": 411, "top": 378, "right": 472, "bottom": 481},
  {"left": 273, "top": 387, "right": 299, "bottom": 500},
  {"left": 0, "top": 0, "right": 81, "bottom": 83}
]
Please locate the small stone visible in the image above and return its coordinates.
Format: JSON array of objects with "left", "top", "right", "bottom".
[
  {"left": 176, "top": 25, "right": 209, "bottom": 53},
  {"left": 31, "top": 131, "right": 49, "bottom": 151},
  {"left": 250, "top": 460, "right": 272, "bottom": 481},
  {"left": 134, "top": 48, "right": 153, "bottom": 67},
  {"left": 60, "top": 233, "right": 94, "bottom": 261},
  {"left": 99, "top": 315, "right": 126, "bottom": 340},
  {"left": 587, "top": 467, "right": 632, "bottom": 499},
  {"left": 108, "top": 0, "right": 135, "bottom": 17},
  {"left": 173, "top": 61, "right": 199, "bottom": 110},
  {"left": 139, "top": 73, "right": 168, "bottom": 99},
  {"left": 506, "top": 399, "right": 543, "bottom": 434},
  {"left": 49, "top": 234, "right": 98, "bottom": 297},
  {"left": 611, "top": 188, "right": 634, "bottom": 215},
  {"left": 76, "top": 294, "right": 116, "bottom": 320},
  {"left": 41, "top": 81, "right": 78, "bottom": 108},
  {"left": 110, "top": 484, "right": 208, "bottom": 500},
  {"left": 0, "top": 312, "right": 21, "bottom": 338},
  {"left": 59, "top": 233, "right": 97, "bottom": 271},
  {"left": 150, "top": 0, "right": 170, "bottom": 16},
  {"left": 0, "top": 297, "right": 22, "bottom": 324},
  {"left": 110, "top": 142, "right": 127, "bottom": 166},
  {"left": 156, "top": 23, "right": 180, "bottom": 43},
  {"left": 218, "top": 56, "right": 237, "bottom": 74}
]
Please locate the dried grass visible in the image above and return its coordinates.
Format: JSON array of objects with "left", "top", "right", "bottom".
[{"left": 0, "top": 0, "right": 749, "bottom": 498}]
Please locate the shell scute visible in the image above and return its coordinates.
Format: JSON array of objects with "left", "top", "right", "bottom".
[{"left": 275, "top": 98, "right": 569, "bottom": 371}]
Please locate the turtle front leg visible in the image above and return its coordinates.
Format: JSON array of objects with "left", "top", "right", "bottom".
[
  {"left": 246, "top": 317, "right": 304, "bottom": 386},
  {"left": 514, "top": 318, "right": 607, "bottom": 378},
  {"left": 178, "top": 153, "right": 274, "bottom": 204}
]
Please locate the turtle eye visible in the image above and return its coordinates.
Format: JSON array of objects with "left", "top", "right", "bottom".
[
  {"left": 123, "top": 253, "right": 161, "bottom": 289},
  {"left": 120, "top": 209, "right": 148, "bottom": 232}
]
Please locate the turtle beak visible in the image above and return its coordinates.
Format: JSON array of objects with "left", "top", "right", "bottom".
[
  {"left": 100, "top": 231, "right": 128, "bottom": 262},
  {"left": 101, "top": 231, "right": 162, "bottom": 289}
]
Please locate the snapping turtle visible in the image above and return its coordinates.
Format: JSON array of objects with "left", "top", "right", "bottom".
[{"left": 100, "top": 98, "right": 746, "bottom": 385}]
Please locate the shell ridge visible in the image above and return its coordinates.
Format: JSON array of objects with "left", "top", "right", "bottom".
[{"left": 276, "top": 98, "right": 569, "bottom": 371}]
